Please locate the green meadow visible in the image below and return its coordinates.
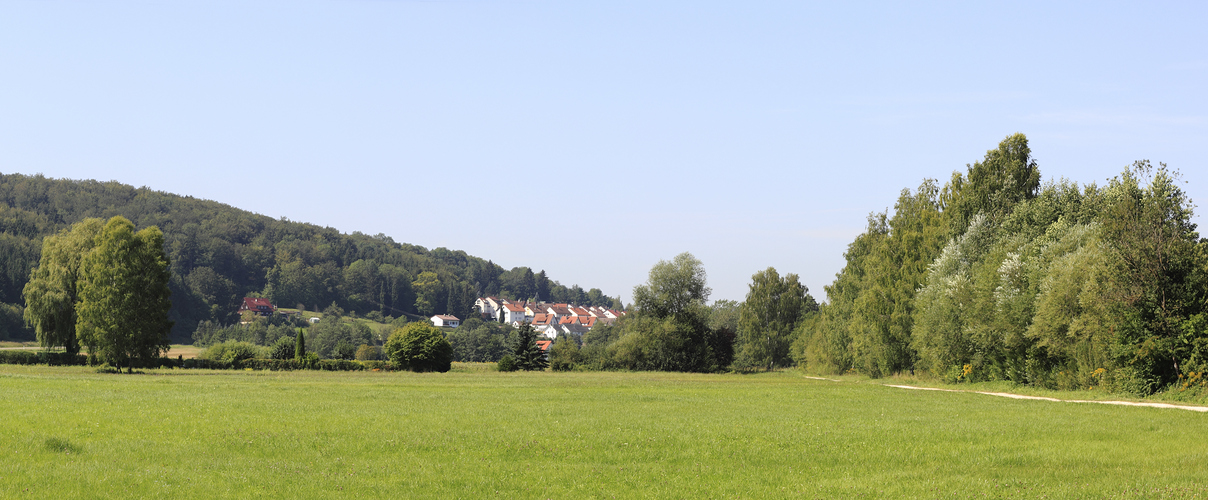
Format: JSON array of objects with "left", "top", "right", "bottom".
[{"left": 2, "top": 365, "right": 1205, "bottom": 498}]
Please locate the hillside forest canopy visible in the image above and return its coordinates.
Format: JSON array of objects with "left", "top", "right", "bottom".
[{"left": 0, "top": 174, "right": 621, "bottom": 342}]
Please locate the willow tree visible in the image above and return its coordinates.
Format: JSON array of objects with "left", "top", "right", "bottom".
[
  {"left": 22, "top": 218, "right": 105, "bottom": 355},
  {"left": 76, "top": 216, "right": 173, "bottom": 371}
]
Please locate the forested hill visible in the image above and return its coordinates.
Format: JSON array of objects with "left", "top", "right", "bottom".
[{"left": 0, "top": 173, "right": 621, "bottom": 342}]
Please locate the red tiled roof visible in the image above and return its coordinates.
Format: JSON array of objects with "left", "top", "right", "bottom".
[
  {"left": 241, "top": 297, "right": 274, "bottom": 310},
  {"left": 535, "top": 340, "right": 552, "bottom": 351}
]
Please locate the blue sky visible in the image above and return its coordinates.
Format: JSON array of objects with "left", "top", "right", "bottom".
[{"left": 2, "top": 1, "right": 1205, "bottom": 304}]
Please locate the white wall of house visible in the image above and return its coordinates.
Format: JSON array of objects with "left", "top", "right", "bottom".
[
  {"left": 502, "top": 307, "right": 526, "bottom": 324},
  {"left": 431, "top": 315, "right": 460, "bottom": 328}
]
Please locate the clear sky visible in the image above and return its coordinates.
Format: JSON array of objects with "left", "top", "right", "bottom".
[{"left": 2, "top": 1, "right": 1205, "bottom": 305}]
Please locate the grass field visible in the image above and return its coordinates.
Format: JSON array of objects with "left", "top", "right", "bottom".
[{"left": 2, "top": 366, "right": 1206, "bottom": 498}]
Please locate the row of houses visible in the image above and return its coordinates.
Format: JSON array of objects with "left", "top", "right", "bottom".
[{"left": 475, "top": 296, "right": 625, "bottom": 339}]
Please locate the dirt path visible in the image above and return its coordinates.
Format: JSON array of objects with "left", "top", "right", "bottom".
[{"left": 884, "top": 384, "right": 1208, "bottom": 413}]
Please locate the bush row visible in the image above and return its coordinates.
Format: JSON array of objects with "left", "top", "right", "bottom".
[
  {"left": 0, "top": 350, "right": 88, "bottom": 366},
  {"left": 0, "top": 350, "right": 394, "bottom": 371},
  {"left": 181, "top": 358, "right": 390, "bottom": 371}
]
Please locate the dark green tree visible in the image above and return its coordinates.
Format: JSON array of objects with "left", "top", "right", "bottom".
[
  {"left": 1100, "top": 161, "right": 1204, "bottom": 393},
  {"left": 945, "top": 133, "right": 1041, "bottom": 234},
  {"left": 384, "top": 322, "right": 453, "bottom": 372},
  {"left": 269, "top": 334, "right": 296, "bottom": 360},
  {"left": 510, "top": 323, "right": 548, "bottom": 371},
  {"left": 736, "top": 267, "right": 814, "bottom": 371},
  {"left": 295, "top": 327, "right": 305, "bottom": 359}
]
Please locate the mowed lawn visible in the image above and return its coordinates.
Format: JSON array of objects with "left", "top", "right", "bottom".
[{"left": 1, "top": 366, "right": 1205, "bottom": 498}]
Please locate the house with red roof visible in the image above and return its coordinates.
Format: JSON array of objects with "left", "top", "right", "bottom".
[{"left": 239, "top": 297, "right": 276, "bottom": 317}]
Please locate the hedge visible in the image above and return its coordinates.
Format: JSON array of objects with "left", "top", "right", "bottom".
[
  {"left": 0, "top": 350, "right": 395, "bottom": 372},
  {"left": 0, "top": 351, "right": 88, "bottom": 366}
]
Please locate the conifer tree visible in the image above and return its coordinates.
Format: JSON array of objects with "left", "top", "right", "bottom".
[
  {"left": 295, "top": 327, "right": 305, "bottom": 359},
  {"left": 511, "top": 323, "right": 548, "bottom": 371}
]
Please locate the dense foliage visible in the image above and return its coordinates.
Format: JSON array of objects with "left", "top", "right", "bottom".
[
  {"left": 384, "top": 323, "right": 453, "bottom": 372},
  {"left": 0, "top": 173, "right": 620, "bottom": 342},
  {"left": 795, "top": 134, "right": 1208, "bottom": 395},
  {"left": 559, "top": 252, "right": 736, "bottom": 372}
]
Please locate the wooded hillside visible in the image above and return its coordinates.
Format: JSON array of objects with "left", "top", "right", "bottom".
[{"left": 0, "top": 173, "right": 619, "bottom": 342}]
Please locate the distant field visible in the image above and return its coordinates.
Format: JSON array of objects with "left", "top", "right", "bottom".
[
  {"left": 2, "top": 366, "right": 1206, "bottom": 498},
  {"left": 164, "top": 344, "right": 204, "bottom": 359}
]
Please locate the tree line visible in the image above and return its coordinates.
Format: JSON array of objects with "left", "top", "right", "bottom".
[
  {"left": 793, "top": 134, "right": 1208, "bottom": 395},
  {"left": 0, "top": 173, "right": 620, "bottom": 342}
]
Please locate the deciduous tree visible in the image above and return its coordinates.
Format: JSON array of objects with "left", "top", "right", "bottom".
[
  {"left": 76, "top": 217, "right": 173, "bottom": 371},
  {"left": 384, "top": 322, "right": 452, "bottom": 372},
  {"left": 736, "top": 268, "right": 814, "bottom": 370}
]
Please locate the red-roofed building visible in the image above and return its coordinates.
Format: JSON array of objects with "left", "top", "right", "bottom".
[
  {"left": 531, "top": 313, "right": 555, "bottom": 326},
  {"left": 239, "top": 297, "right": 276, "bottom": 316}
]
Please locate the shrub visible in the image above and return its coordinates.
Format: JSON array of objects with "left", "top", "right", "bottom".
[
  {"left": 549, "top": 337, "right": 581, "bottom": 372},
  {"left": 269, "top": 336, "right": 296, "bottom": 360},
  {"left": 355, "top": 344, "right": 383, "bottom": 361},
  {"left": 497, "top": 355, "right": 518, "bottom": 372},
  {"left": 332, "top": 340, "right": 357, "bottom": 360},
  {"left": 384, "top": 323, "right": 452, "bottom": 372},
  {"left": 200, "top": 340, "right": 265, "bottom": 363}
]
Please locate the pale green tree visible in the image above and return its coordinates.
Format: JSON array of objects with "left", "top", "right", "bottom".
[
  {"left": 76, "top": 217, "right": 173, "bottom": 372},
  {"left": 23, "top": 218, "right": 105, "bottom": 355}
]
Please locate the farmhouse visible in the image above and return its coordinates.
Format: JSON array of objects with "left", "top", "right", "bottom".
[{"left": 239, "top": 297, "right": 276, "bottom": 316}]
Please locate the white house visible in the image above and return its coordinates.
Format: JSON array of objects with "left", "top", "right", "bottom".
[
  {"left": 431, "top": 315, "right": 460, "bottom": 328},
  {"left": 535, "top": 323, "right": 560, "bottom": 340},
  {"left": 501, "top": 304, "right": 527, "bottom": 324},
  {"left": 475, "top": 297, "right": 502, "bottom": 318}
]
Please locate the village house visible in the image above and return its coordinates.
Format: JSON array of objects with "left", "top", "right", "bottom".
[
  {"left": 474, "top": 297, "right": 502, "bottom": 319},
  {"left": 559, "top": 323, "right": 591, "bottom": 337},
  {"left": 475, "top": 296, "right": 626, "bottom": 336},
  {"left": 430, "top": 314, "right": 460, "bottom": 328},
  {"left": 500, "top": 304, "right": 527, "bottom": 324},
  {"left": 239, "top": 297, "right": 276, "bottom": 316}
]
